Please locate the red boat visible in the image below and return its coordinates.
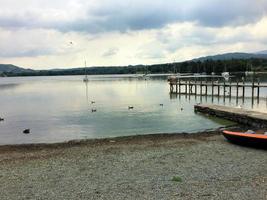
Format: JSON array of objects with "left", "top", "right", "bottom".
[{"left": 222, "top": 130, "right": 267, "bottom": 149}]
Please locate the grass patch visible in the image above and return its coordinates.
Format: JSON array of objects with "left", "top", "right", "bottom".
[{"left": 171, "top": 176, "right": 182, "bottom": 182}]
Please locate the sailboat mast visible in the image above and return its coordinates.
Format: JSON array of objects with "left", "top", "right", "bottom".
[{"left": 84, "top": 60, "right": 87, "bottom": 79}]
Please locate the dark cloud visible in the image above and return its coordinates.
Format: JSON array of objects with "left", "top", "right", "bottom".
[
  {"left": 186, "top": 0, "right": 267, "bottom": 27},
  {"left": 0, "top": 0, "right": 266, "bottom": 33}
]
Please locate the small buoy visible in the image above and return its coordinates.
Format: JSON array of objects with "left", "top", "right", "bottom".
[
  {"left": 159, "top": 104, "right": 163, "bottom": 106},
  {"left": 23, "top": 129, "right": 30, "bottom": 134},
  {"left": 128, "top": 106, "right": 134, "bottom": 110},
  {"left": 91, "top": 109, "right": 97, "bottom": 112},
  {"left": 91, "top": 101, "right": 95, "bottom": 104},
  {"left": 0, "top": 117, "right": 4, "bottom": 121}
]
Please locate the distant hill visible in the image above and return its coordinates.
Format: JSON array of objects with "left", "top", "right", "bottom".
[
  {"left": 255, "top": 50, "right": 267, "bottom": 54},
  {"left": 0, "top": 64, "right": 33, "bottom": 74},
  {"left": 1, "top": 51, "right": 267, "bottom": 77},
  {"left": 192, "top": 52, "right": 267, "bottom": 62}
]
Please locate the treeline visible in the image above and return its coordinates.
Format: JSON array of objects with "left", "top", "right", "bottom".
[{"left": 4, "top": 58, "right": 267, "bottom": 77}]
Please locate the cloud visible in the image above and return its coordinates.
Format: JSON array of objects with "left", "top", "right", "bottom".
[
  {"left": 102, "top": 47, "right": 119, "bottom": 57},
  {"left": 0, "top": 28, "right": 84, "bottom": 58},
  {"left": 0, "top": 0, "right": 266, "bottom": 33},
  {"left": 0, "top": 0, "right": 267, "bottom": 68}
]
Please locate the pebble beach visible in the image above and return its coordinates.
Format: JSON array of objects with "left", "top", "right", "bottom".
[{"left": 0, "top": 131, "right": 266, "bottom": 200}]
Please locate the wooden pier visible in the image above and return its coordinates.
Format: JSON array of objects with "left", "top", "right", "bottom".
[
  {"left": 194, "top": 104, "right": 267, "bottom": 128},
  {"left": 168, "top": 76, "right": 267, "bottom": 102}
]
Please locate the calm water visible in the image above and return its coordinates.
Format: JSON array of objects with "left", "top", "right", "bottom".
[{"left": 0, "top": 75, "right": 266, "bottom": 144}]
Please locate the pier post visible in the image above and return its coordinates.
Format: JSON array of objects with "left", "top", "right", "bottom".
[
  {"left": 205, "top": 79, "right": 208, "bottom": 96},
  {"left": 229, "top": 79, "right": 232, "bottom": 100},
  {"left": 217, "top": 82, "right": 220, "bottom": 98},
  {"left": 178, "top": 79, "right": 181, "bottom": 94},
  {"left": 211, "top": 78, "right": 214, "bottom": 101},
  {"left": 236, "top": 80, "right": 239, "bottom": 98},
  {"left": 242, "top": 77, "right": 245, "bottom": 102},
  {"left": 252, "top": 75, "right": 255, "bottom": 105},
  {"left": 189, "top": 80, "right": 192, "bottom": 94},
  {"left": 223, "top": 80, "right": 226, "bottom": 102},
  {"left": 195, "top": 78, "right": 197, "bottom": 98},
  {"left": 257, "top": 78, "right": 260, "bottom": 103},
  {"left": 185, "top": 80, "right": 188, "bottom": 95},
  {"left": 236, "top": 80, "right": 239, "bottom": 105},
  {"left": 200, "top": 79, "right": 203, "bottom": 96}
]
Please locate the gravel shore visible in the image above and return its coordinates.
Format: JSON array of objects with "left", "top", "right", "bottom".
[{"left": 0, "top": 131, "right": 266, "bottom": 200}]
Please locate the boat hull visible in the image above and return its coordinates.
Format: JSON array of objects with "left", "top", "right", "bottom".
[{"left": 222, "top": 130, "right": 267, "bottom": 149}]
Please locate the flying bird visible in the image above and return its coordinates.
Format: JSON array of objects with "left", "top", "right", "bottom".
[{"left": 23, "top": 129, "right": 30, "bottom": 134}]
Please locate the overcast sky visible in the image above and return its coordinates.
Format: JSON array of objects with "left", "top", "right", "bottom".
[{"left": 0, "top": 0, "right": 267, "bottom": 69}]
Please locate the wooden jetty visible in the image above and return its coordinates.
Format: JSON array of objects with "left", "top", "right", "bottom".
[
  {"left": 168, "top": 75, "right": 267, "bottom": 103},
  {"left": 194, "top": 104, "right": 267, "bottom": 128}
]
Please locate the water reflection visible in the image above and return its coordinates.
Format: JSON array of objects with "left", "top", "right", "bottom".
[{"left": 0, "top": 83, "right": 21, "bottom": 91}]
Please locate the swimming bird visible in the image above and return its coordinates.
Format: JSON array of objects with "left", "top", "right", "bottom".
[
  {"left": 0, "top": 117, "right": 4, "bottom": 121},
  {"left": 180, "top": 107, "right": 184, "bottom": 111},
  {"left": 91, "top": 109, "right": 97, "bottom": 112},
  {"left": 159, "top": 104, "right": 163, "bottom": 106},
  {"left": 91, "top": 101, "right": 95, "bottom": 104},
  {"left": 128, "top": 106, "right": 134, "bottom": 110},
  {"left": 23, "top": 129, "right": 30, "bottom": 134}
]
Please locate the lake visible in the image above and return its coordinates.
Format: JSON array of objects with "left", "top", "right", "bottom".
[{"left": 0, "top": 75, "right": 267, "bottom": 144}]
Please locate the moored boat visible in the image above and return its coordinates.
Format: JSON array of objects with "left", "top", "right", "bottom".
[{"left": 222, "top": 130, "right": 267, "bottom": 149}]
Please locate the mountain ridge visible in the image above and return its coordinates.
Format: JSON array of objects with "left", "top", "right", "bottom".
[
  {"left": 0, "top": 64, "right": 33, "bottom": 73},
  {"left": 191, "top": 52, "right": 267, "bottom": 62},
  {"left": 1, "top": 51, "right": 267, "bottom": 76},
  {"left": 255, "top": 50, "right": 267, "bottom": 54}
]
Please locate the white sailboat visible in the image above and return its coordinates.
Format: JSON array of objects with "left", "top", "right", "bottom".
[{"left": 83, "top": 60, "right": 89, "bottom": 82}]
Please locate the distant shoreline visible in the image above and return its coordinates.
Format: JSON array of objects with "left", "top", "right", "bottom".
[{"left": 2, "top": 56, "right": 267, "bottom": 77}]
